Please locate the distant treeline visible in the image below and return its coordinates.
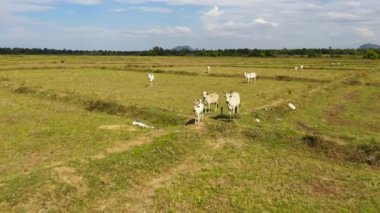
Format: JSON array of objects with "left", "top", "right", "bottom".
[{"left": 0, "top": 46, "right": 379, "bottom": 58}]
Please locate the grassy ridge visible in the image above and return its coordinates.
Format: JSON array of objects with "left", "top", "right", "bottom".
[{"left": 154, "top": 128, "right": 380, "bottom": 212}]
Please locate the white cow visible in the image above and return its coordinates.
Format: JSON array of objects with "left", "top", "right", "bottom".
[
  {"left": 244, "top": 72, "right": 257, "bottom": 83},
  {"left": 193, "top": 99, "right": 204, "bottom": 124},
  {"left": 300, "top": 65, "right": 304, "bottom": 70},
  {"left": 224, "top": 91, "right": 240, "bottom": 116},
  {"left": 148, "top": 73, "right": 154, "bottom": 87},
  {"left": 207, "top": 66, "right": 211, "bottom": 73},
  {"left": 295, "top": 66, "right": 299, "bottom": 71},
  {"left": 202, "top": 91, "right": 219, "bottom": 113}
]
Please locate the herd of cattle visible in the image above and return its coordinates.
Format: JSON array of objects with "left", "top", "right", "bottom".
[
  {"left": 192, "top": 90, "right": 241, "bottom": 124},
  {"left": 194, "top": 90, "right": 242, "bottom": 124},
  {"left": 147, "top": 64, "right": 309, "bottom": 124},
  {"left": 146, "top": 66, "right": 256, "bottom": 124}
]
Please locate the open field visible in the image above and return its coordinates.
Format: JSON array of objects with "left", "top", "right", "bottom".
[{"left": 0, "top": 55, "right": 379, "bottom": 211}]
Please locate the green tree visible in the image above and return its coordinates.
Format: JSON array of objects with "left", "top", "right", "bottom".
[
  {"left": 363, "top": 49, "right": 379, "bottom": 60},
  {"left": 150, "top": 46, "right": 165, "bottom": 56}
]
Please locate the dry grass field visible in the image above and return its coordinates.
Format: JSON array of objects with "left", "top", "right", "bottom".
[{"left": 0, "top": 55, "right": 379, "bottom": 212}]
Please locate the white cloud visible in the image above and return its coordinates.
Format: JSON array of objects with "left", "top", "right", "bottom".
[
  {"left": 0, "top": 2, "right": 53, "bottom": 14},
  {"left": 253, "top": 18, "right": 278, "bottom": 27},
  {"left": 110, "top": 8, "right": 128, "bottom": 13},
  {"left": 63, "top": 26, "right": 106, "bottom": 33},
  {"left": 62, "top": 25, "right": 192, "bottom": 37},
  {"left": 63, "top": 0, "right": 101, "bottom": 5},
  {"left": 0, "top": 0, "right": 101, "bottom": 19},
  {"left": 114, "top": 0, "right": 252, "bottom": 7},
  {"left": 253, "top": 18, "right": 267, "bottom": 25},
  {"left": 4, "top": 0, "right": 101, "bottom": 7},
  {"left": 133, "top": 6, "right": 172, "bottom": 13},
  {"left": 346, "top": 1, "right": 361, "bottom": 8},
  {"left": 204, "top": 6, "right": 224, "bottom": 17},
  {"left": 355, "top": 28, "right": 375, "bottom": 39},
  {"left": 128, "top": 26, "right": 192, "bottom": 37},
  {"left": 201, "top": 5, "right": 279, "bottom": 40},
  {"left": 328, "top": 12, "right": 360, "bottom": 22},
  {"left": 0, "top": 0, "right": 101, "bottom": 26},
  {"left": 303, "top": 3, "right": 322, "bottom": 11},
  {"left": 110, "top": 6, "right": 172, "bottom": 14}
]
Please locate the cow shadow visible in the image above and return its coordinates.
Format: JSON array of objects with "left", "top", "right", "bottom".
[
  {"left": 210, "top": 114, "right": 238, "bottom": 122},
  {"left": 185, "top": 118, "right": 196, "bottom": 125}
]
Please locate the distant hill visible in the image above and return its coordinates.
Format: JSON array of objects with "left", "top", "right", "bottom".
[
  {"left": 172, "top": 46, "right": 194, "bottom": 51},
  {"left": 359, "top": 43, "right": 380, "bottom": 49}
]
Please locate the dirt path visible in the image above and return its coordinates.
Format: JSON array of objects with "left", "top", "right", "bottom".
[
  {"left": 55, "top": 166, "right": 88, "bottom": 194},
  {"left": 49, "top": 129, "right": 167, "bottom": 198},
  {"left": 122, "top": 156, "right": 197, "bottom": 212},
  {"left": 97, "top": 136, "right": 236, "bottom": 212}
]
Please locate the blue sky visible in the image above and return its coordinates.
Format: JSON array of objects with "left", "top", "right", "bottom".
[{"left": 0, "top": 0, "right": 379, "bottom": 50}]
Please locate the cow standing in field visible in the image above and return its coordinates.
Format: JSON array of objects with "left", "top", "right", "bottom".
[
  {"left": 224, "top": 91, "right": 240, "bottom": 116},
  {"left": 206, "top": 66, "right": 211, "bottom": 73},
  {"left": 244, "top": 72, "right": 257, "bottom": 83},
  {"left": 148, "top": 73, "right": 154, "bottom": 87},
  {"left": 202, "top": 91, "right": 219, "bottom": 113},
  {"left": 193, "top": 99, "right": 205, "bottom": 124}
]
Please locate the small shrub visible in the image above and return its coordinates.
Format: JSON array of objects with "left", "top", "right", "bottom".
[
  {"left": 86, "top": 100, "right": 127, "bottom": 115},
  {"left": 287, "top": 89, "right": 292, "bottom": 95},
  {"left": 343, "top": 78, "right": 362, "bottom": 86},
  {"left": 276, "top": 75, "right": 292, "bottom": 81},
  {"left": 355, "top": 142, "right": 380, "bottom": 165},
  {"left": 303, "top": 134, "right": 380, "bottom": 166},
  {"left": 302, "top": 134, "right": 352, "bottom": 163},
  {"left": 13, "top": 82, "right": 35, "bottom": 94},
  {"left": 85, "top": 99, "right": 184, "bottom": 126},
  {"left": 207, "top": 122, "right": 238, "bottom": 138},
  {"left": 243, "top": 129, "right": 260, "bottom": 140}
]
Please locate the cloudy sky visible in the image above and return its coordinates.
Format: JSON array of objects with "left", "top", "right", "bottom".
[{"left": 0, "top": 0, "right": 379, "bottom": 50}]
